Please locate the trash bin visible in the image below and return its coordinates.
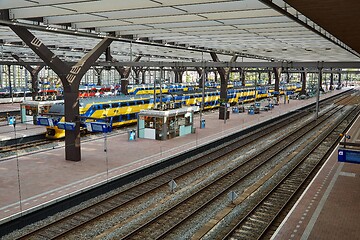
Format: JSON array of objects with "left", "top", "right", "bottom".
[
  {"left": 192, "top": 127, "right": 196, "bottom": 133},
  {"left": 232, "top": 107, "right": 239, "bottom": 113},
  {"left": 128, "top": 130, "right": 136, "bottom": 141},
  {"left": 200, "top": 119, "right": 206, "bottom": 129},
  {"left": 248, "top": 107, "right": 254, "bottom": 115}
]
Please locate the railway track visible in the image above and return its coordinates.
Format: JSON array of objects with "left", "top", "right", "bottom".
[
  {"left": 16, "top": 102, "right": 310, "bottom": 239},
  {"left": 11, "top": 91, "right": 356, "bottom": 239},
  {"left": 221, "top": 107, "right": 360, "bottom": 240},
  {"left": 0, "top": 138, "right": 51, "bottom": 154},
  {"left": 119, "top": 98, "right": 358, "bottom": 240}
]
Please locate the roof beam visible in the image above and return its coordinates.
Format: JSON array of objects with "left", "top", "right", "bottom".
[{"left": 1, "top": 60, "right": 360, "bottom": 69}]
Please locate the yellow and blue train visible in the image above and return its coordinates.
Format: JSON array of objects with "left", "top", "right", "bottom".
[
  {"left": 127, "top": 82, "right": 198, "bottom": 95},
  {"left": 45, "top": 83, "right": 301, "bottom": 139}
]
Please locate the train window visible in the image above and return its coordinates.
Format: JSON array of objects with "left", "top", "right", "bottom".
[
  {"left": 128, "top": 101, "right": 135, "bottom": 106},
  {"left": 112, "top": 116, "right": 119, "bottom": 122},
  {"left": 143, "top": 99, "right": 150, "bottom": 104},
  {"left": 103, "top": 104, "right": 110, "bottom": 109},
  {"left": 131, "top": 113, "right": 137, "bottom": 119},
  {"left": 112, "top": 103, "right": 119, "bottom": 108}
]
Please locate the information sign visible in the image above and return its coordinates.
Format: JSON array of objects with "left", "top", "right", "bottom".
[
  {"left": 7, "top": 116, "right": 16, "bottom": 125},
  {"left": 338, "top": 149, "right": 360, "bottom": 164},
  {"left": 86, "top": 122, "right": 111, "bottom": 133},
  {"left": 36, "top": 117, "right": 54, "bottom": 127},
  {"left": 57, "top": 122, "right": 76, "bottom": 131}
]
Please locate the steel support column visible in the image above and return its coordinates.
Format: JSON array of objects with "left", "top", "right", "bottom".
[
  {"left": 286, "top": 70, "right": 290, "bottom": 83},
  {"left": 210, "top": 52, "right": 237, "bottom": 120},
  {"left": 133, "top": 67, "right": 142, "bottom": 84},
  {"left": 121, "top": 55, "right": 142, "bottom": 92},
  {"left": 172, "top": 67, "right": 185, "bottom": 83},
  {"left": 141, "top": 68, "right": 147, "bottom": 84},
  {"left": 330, "top": 68, "right": 334, "bottom": 90},
  {"left": 93, "top": 67, "right": 103, "bottom": 86},
  {"left": 338, "top": 70, "right": 342, "bottom": 86},
  {"left": 268, "top": 70, "right": 272, "bottom": 84},
  {"left": 173, "top": 67, "right": 179, "bottom": 83},
  {"left": 195, "top": 65, "right": 203, "bottom": 86},
  {"left": 197, "top": 67, "right": 204, "bottom": 88},
  {"left": 315, "top": 68, "right": 322, "bottom": 119},
  {"left": 12, "top": 54, "right": 44, "bottom": 100},
  {"left": 273, "top": 67, "right": 280, "bottom": 96},
  {"left": 105, "top": 47, "right": 141, "bottom": 94},
  {"left": 10, "top": 24, "right": 113, "bottom": 161},
  {"left": 0, "top": 65, "right": 2, "bottom": 87},
  {"left": 300, "top": 67, "right": 307, "bottom": 95},
  {"left": 239, "top": 68, "right": 246, "bottom": 86},
  {"left": 7, "top": 65, "right": 13, "bottom": 101},
  {"left": 319, "top": 70, "right": 324, "bottom": 92}
]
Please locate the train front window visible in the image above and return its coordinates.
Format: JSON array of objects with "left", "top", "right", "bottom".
[{"left": 48, "top": 104, "right": 64, "bottom": 115}]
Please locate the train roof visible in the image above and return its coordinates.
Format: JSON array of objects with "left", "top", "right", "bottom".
[{"left": 79, "top": 95, "right": 152, "bottom": 107}]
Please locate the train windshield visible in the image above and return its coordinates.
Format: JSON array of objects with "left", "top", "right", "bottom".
[{"left": 48, "top": 103, "right": 64, "bottom": 115}]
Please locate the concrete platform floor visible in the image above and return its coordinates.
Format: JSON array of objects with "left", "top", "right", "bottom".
[
  {"left": 0, "top": 88, "right": 356, "bottom": 230},
  {"left": 272, "top": 112, "right": 360, "bottom": 240}
]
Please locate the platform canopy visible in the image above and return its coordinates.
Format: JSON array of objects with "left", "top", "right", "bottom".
[{"left": 0, "top": 0, "right": 359, "bottom": 65}]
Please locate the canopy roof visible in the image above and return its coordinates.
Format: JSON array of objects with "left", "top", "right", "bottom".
[{"left": 0, "top": 0, "right": 359, "bottom": 65}]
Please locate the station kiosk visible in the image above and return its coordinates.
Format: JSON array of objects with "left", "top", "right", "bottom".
[
  {"left": 137, "top": 106, "right": 198, "bottom": 140},
  {"left": 20, "top": 100, "right": 64, "bottom": 124}
]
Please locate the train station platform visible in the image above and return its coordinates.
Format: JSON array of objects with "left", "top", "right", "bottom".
[
  {"left": 0, "top": 88, "right": 357, "bottom": 232},
  {"left": 272, "top": 109, "right": 360, "bottom": 240},
  {"left": 0, "top": 102, "right": 45, "bottom": 143},
  {"left": 0, "top": 102, "right": 21, "bottom": 115}
]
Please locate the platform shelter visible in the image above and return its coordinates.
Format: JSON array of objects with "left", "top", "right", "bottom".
[{"left": 137, "top": 106, "right": 198, "bottom": 140}]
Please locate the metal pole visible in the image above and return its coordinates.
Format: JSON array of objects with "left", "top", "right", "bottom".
[
  {"left": 0, "top": 65, "right": 3, "bottom": 88},
  {"left": 315, "top": 68, "right": 322, "bottom": 119},
  {"left": 14, "top": 122, "right": 23, "bottom": 214},
  {"left": 200, "top": 67, "right": 205, "bottom": 128},
  {"left": 153, "top": 69, "right": 156, "bottom": 108},
  {"left": 160, "top": 67, "right": 163, "bottom": 110},
  {"left": 104, "top": 131, "right": 109, "bottom": 181},
  {"left": 8, "top": 65, "right": 14, "bottom": 104}
]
